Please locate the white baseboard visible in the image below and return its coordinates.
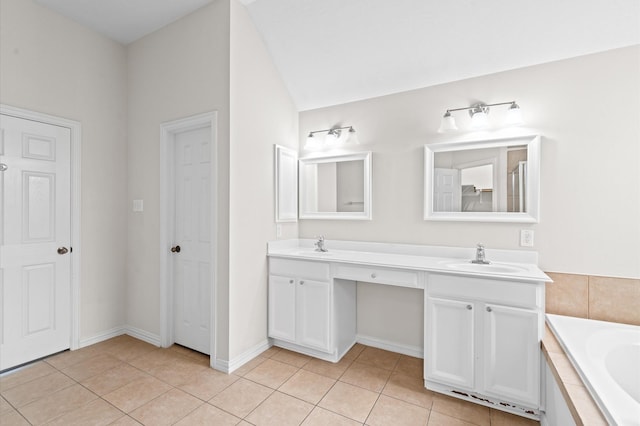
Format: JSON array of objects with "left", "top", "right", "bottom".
[
  {"left": 124, "top": 325, "right": 161, "bottom": 347},
  {"left": 79, "top": 327, "right": 126, "bottom": 348},
  {"left": 213, "top": 339, "right": 271, "bottom": 374},
  {"left": 356, "top": 334, "right": 423, "bottom": 359},
  {"left": 79, "top": 325, "right": 161, "bottom": 350}
]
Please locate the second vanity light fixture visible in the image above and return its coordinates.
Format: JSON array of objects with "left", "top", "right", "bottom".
[
  {"left": 305, "top": 126, "right": 359, "bottom": 150},
  {"left": 438, "top": 101, "right": 524, "bottom": 133}
]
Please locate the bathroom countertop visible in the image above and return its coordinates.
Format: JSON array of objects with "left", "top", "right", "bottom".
[{"left": 268, "top": 239, "right": 552, "bottom": 283}]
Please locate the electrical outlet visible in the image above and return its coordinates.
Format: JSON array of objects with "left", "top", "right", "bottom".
[
  {"left": 520, "top": 229, "right": 534, "bottom": 247},
  {"left": 276, "top": 224, "right": 282, "bottom": 238}
]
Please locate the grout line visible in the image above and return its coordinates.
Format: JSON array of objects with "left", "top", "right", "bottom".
[{"left": 3, "top": 340, "right": 532, "bottom": 425}]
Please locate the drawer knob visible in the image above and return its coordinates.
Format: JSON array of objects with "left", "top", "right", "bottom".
[
  {"left": 371, "top": 273, "right": 377, "bottom": 279},
  {"left": 289, "top": 279, "right": 294, "bottom": 284},
  {"left": 300, "top": 280, "right": 305, "bottom": 285},
  {"left": 466, "top": 305, "right": 472, "bottom": 310},
  {"left": 486, "top": 306, "right": 492, "bottom": 312}
]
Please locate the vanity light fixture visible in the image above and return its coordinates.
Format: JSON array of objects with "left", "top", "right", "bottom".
[
  {"left": 304, "top": 126, "right": 359, "bottom": 150},
  {"left": 438, "top": 101, "right": 524, "bottom": 133}
]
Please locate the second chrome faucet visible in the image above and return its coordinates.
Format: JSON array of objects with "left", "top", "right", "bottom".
[{"left": 471, "top": 243, "right": 491, "bottom": 264}]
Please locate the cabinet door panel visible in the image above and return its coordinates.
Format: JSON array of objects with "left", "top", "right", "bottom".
[
  {"left": 268, "top": 275, "right": 296, "bottom": 342},
  {"left": 483, "top": 304, "right": 540, "bottom": 406},
  {"left": 426, "top": 297, "right": 475, "bottom": 389},
  {"left": 297, "top": 279, "right": 331, "bottom": 352}
]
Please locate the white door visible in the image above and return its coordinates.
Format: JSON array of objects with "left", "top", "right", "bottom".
[
  {"left": 425, "top": 297, "right": 475, "bottom": 389},
  {"left": 482, "top": 303, "right": 540, "bottom": 406},
  {"left": 172, "top": 126, "right": 211, "bottom": 354},
  {"left": 297, "top": 279, "right": 330, "bottom": 352},
  {"left": 434, "top": 168, "right": 461, "bottom": 212},
  {"left": 0, "top": 114, "right": 71, "bottom": 370},
  {"left": 268, "top": 275, "right": 296, "bottom": 342}
]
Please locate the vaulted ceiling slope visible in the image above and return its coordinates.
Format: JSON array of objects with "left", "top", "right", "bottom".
[{"left": 35, "top": 0, "right": 640, "bottom": 111}]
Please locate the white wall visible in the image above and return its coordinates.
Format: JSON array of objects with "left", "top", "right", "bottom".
[
  {"left": 299, "top": 46, "right": 640, "bottom": 349},
  {"left": 0, "top": 0, "right": 128, "bottom": 341},
  {"left": 125, "top": 0, "right": 297, "bottom": 362},
  {"left": 229, "top": 0, "right": 298, "bottom": 360},
  {"left": 126, "top": 0, "right": 232, "bottom": 357}
]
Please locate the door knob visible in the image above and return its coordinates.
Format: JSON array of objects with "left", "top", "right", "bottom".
[
  {"left": 57, "top": 247, "right": 69, "bottom": 255},
  {"left": 171, "top": 245, "right": 181, "bottom": 253}
]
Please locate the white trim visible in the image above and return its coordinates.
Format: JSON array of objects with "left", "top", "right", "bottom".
[
  {"left": 356, "top": 334, "right": 423, "bottom": 359},
  {"left": 215, "top": 339, "right": 271, "bottom": 374},
  {"left": 79, "top": 327, "right": 126, "bottom": 348},
  {"left": 159, "top": 112, "right": 218, "bottom": 363},
  {"left": 539, "top": 414, "right": 550, "bottom": 426},
  {"left": 274, "top": 145, "right": 298, "bottom": 223},
  {"left": 125, "top": 325, "right": 162, "bottom": 347},
  {"left": 0, "top": 104, "right": 82, "bottom": 351},
  {"left": 79, "top": 326, "right": 162, "bottom": 350}
]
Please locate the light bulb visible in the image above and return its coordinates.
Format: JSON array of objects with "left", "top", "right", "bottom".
[
  {"left": 304, "top": 133, "right": 323, "bottom": 151},
  {"left": 438, "top": 111, "right": 458, "bottom": 133},
  {"left": 345, "top": 127, "right": 360, "bottom": 144},
  {"left": 324, "top": 129, "right": 340, "bottom": 146},
  {"left": 505, "top": 103, "right": 524, "bottom": 126},
  {"left": 470, "top": 111, "right": 489, "bottom": 129}
]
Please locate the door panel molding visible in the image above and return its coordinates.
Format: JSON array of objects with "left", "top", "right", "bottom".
[
  {"left": 0, "top": 104, "right": 81, "bottom": 352},
  {"left": 159, "top": 112, "right": 217, "bottom": 366}
]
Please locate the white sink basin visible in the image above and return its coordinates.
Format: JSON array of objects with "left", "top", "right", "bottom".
[{"left": 444, "top": 262, "right": 528, "bottom": 274}]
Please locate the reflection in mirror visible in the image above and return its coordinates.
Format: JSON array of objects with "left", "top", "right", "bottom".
[
  {"left": 299, "top": 152, "right": 372, "bottom": 220},
  {"left": 425, "top": 135, "right": 540, "bottom": 223}
]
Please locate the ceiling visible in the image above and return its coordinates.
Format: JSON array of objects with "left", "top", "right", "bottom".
[{"left": 35, "top": 0, "right": 640, "bottom": 111}]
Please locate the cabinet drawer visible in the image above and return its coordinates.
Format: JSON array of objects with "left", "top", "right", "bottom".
[
  {"left": 427, "top": 273, "right": 541, "bottom": 309},
  {"left": 333, "top": 264, "right": 421, "bottom": 288},
  {"left": 269, "top": 258, "right": 330, "bottom": 281}
]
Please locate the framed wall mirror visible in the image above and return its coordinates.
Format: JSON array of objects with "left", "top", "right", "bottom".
[
  {"left": 274, "top": 145, "right": 298, "bottom": 222},
  {"left": 299, "top": 151, "right": 372, "bottom": 220},
  {"left": 424, "top": 135, "right": 540, "bottom": 222}
]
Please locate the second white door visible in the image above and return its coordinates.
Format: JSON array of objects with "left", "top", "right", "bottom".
[{"left": 172, "top": 126, "right": 211, "bottom": 354}]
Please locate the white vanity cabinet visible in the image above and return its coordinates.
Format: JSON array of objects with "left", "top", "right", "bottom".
[
  {"left": 425, "top": 273, "right": 544, "bottom": 417},
  {"left": 426, "top": 296, "right": 475, "bottom": 389},
  {"left": 268, "top": 257, "right": 356, "bottom": 361}
]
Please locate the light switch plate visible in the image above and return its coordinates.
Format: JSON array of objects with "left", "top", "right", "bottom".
[
  {"left": 520, "top": 229, "right": 534, "bottom": 247},
  {"left": 133, "top": 199, "right": 144, "bottom": 212}
]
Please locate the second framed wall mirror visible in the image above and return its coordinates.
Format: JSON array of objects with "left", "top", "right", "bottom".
[
  {"left": 299, "top": 151, "right": 372, "bottom": 220},
  {"left": 424, "top": 134, "right": 541, "bottom": 223}
]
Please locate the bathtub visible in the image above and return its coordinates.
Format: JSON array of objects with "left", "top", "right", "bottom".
[{"left": 546, "top": 314, "right": 640, "bottom": 425}]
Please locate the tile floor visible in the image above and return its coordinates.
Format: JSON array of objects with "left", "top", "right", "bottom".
[{"left": 0, "top": 335, "right": 540, "bottom": 425}]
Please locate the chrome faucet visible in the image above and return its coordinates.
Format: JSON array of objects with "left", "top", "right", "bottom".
[
  {"left": 471, "top": 243, "right": 491, "bottom": 264},
  {"left": 314, "top": 236, "right": 328, "bottom": 252}
]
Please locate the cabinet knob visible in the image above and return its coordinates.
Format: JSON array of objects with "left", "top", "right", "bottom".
[
  {"left": 289, "top": 279, "right": 294, "bottom": 284},
  {"left": 486, "top": 306, "right": 492, "bottom": 312},
  {"left": 300, "top": 280, "right": 304, "bottom": 285},
  {"left": 466, "top": 304, "right": 472, "bottom": 310},
  {"left": 371, "top": 273, "right": 377, "bottom": 279}
]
